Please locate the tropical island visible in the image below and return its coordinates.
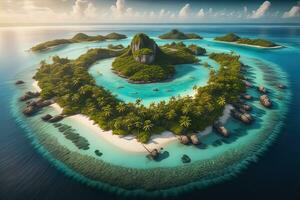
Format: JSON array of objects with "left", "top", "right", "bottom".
[
  {"left": 112, "top": 34, "right": 205, "bottom": 83},
  {"left": 31, "top": 32, "right": 127, "bottom": 52},
  {"left": 107, "top": 44, "right": 125, "bottom": 50},
  {"left": 31, "top": 33, "right": 245, "bottom": 144},
  {"left": 214, "top": 33, "right": 281, "bottom": 48},
  {"left": 159, "top": 29, "right": 202, "bottom": 40}
]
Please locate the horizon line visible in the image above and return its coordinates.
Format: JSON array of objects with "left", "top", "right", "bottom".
[{"left": 1, "top": 22, "right": 300, "bottom": 27}]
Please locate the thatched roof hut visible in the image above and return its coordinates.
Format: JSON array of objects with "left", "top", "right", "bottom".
[{"left": 179, "top": 135, "right": 190, "bottom": 145}]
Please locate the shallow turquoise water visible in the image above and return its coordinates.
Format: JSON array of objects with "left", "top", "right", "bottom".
[
  {"left": 10, "top": 32, "right": 290, "bottom": 170},
  {"left": 89, "top": 57, "right": 216, "bottom": 105},
  {"left": 2, "top": 25, "right": 297, "bottom": 197}
]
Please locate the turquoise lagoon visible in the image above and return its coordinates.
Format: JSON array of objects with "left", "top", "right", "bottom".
[{"left": 5, "top": 25, "right": 293, "bottom": 196}]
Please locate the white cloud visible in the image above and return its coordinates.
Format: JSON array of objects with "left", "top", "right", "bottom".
[
  {"left": 197, "top": 8, "right": 204, "bottom": 17},
  {"left": 111, "top": 0, "right": 127, "bottom": 17},
  {"left": 179, "top": 4, "right": 190, "bottom": 18},
  {"left": 158, "top": 9, "right": 171, "bottom": 18},
  {"left": 159, "top": 9, "right": 165, "bottom": 17},
  {"left": 283, "top": 5, "right": 300, "bottom": 18},
  {"left": 23, "top": 0, "right": 53, "bottom": 14},
  {"left": 149, "top": 11, "right": 155, "bottom": 18},
  {"left": 72, "top": 0, "right": 87, "bottom": 17},
  {"left": 250, "top": 1, "right": 271, "bottom": 19},
  {"left": 84, "top": 2, "right": 97, "bottom": 18},
  {"left": 70, "top": 0, "right": 97, "bottom": 19}
]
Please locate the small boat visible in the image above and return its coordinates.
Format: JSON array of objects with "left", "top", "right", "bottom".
[
  {"left": 277, "top": 84, "right": 286, "bottom": 89},
  {"left": 152, "top": 88, "right": 159, "bottom": 92},
  {"left": 143, "top": 145, "right": 160, "bottom": 160}
]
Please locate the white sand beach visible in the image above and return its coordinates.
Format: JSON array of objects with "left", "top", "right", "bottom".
[
  {"left": 32, "top": 81, "right": 232, "bottom": 153},
  {"left": 214, "top": 40, "right": 284, "bottom": 49}
]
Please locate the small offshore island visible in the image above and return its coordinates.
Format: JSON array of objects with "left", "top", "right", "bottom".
[
  {"left": 31, "top": 32, "right": 127, "bottom": 52},
  {"left": 14, "top": 29, "right": 290, "bottom": 196},
  {"left": 159, "top": 29, "right": 203, "bottom": 40},
  {"left": 214, "top": 33, "right": 282, "bottom": 48},
  {"left": 112, "top": 33, "right": 205, "bottom": 83}
]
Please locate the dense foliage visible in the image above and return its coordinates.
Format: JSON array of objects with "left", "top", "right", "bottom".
[
  {"left": 107, "top": 44, "right": 125, "bottom": 50},
  {"left": 163, "top": 42, "right": 206, "bottom": 56},
  {"left": 34, "top": 45, "right": 244, "bottom": 143},
  {"left": 159, "top": 29, "right": 202, "bottom": 40},
  {"left": 112, "top": 54, "right": 175, "bottom": 82},
  {"left": 104, "top": 32, "right": 127, "bottom": 40},
  {"left": 215, "top": 33, "right": 278, "bottom": 47},
  {"left": 31, "top": 32, "right": 128, "bottom": 52},
  {"left": 112, "top": 39, "right": 201, "bottom": 83}
]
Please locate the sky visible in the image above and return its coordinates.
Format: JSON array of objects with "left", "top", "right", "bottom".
[{"left": 0, "top": 0, "right": 299, "bottom": 24}]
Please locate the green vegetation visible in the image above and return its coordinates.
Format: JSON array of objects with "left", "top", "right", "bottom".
[
  {"left": 104, "top": 32, "right": 127, "bottom": 40},
  {"left": 112, "top": 54, "right": 175, "bottom": 82},
  {"left": 112, "top": 34, "right": 201, "bottom": 83},
  {"left": 215, "top": 33, "right": 240, "bottom": 42},
  {"left": 159, "top": 29, "right": 202, "bottom": 40},
  {"left": 31, "top": 39, "right": 73, "bottom": 52},
  {"left": 107, "top": 44, "right": 125, "bottom": 50},
  {"left": 215, "top": 33, "right": 279, "bottom": 47},
  {"left": 163, "top": 42, "right": 206, "bottom": 56},
  {"left": 31, "top": 32, "right": 128, "bottom": 52},
  {"left": 71, "top": 33, "right": 106, "bottom": 42},
  {"left": 133, "top": 48, "right": 153, "bottom": 57},
  {"left": 34, "top": 40, "right": 244, "bottom": 143}
]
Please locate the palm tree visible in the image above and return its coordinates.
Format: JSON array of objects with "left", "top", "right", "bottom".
[
  {"left": 103, "top": 105, "right": 112, "bottom": 118},
  {"left": 182, "top": 103, "right": 191, "bottom": 115},
  {"left": 179, "top": 116, "right": 191, "bottom": 129},
  {"left": 166, "top": 109, "right": 176, "bottom": 120},
  {"left": 143, "top": 120, "right": 153, "bottom": 132},
  {"left": 72, "top": 78, "right": 81, "bottom": 88},
  {"left": 87, "top": 105, "right": 96, "bottom": 114},
  {"left": 116, "top": 102, "right": 126, "bottom": 113},
  {"left": 71, "top": 94, "right": 80, "bottom": 103},
  {"left": 134, "top": 121, "right": 143, "bottom": 132},
  {"left": 152, "top": 112, "right": 162, "bottom": 121},
  {"left": 135, "top": 98, "right": 142, "bottom": 106},
  {"left": 97, "top": 97, "right": 105, "bottom": 106},
  {"left": 114, "top": 120, "right": 122, "bottom": 129},
  {"left": 217, "top": 96, "right": 226, "bottom": 106}
]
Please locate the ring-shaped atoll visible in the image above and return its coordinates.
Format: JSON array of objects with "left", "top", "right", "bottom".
[{"left": 13, "top": 30, "right": 290, "bottom": 197}]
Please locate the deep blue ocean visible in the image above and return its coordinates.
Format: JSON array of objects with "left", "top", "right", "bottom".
[{"left": 0, "top": 24, "right": 299, "bottom": 200}]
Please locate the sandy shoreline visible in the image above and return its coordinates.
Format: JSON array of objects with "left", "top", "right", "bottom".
[
  {"left": 32, "top": 81, "right": 232, "bottom": 153},
  {"left": 214, "top": 40, "right": 284, "bottom": 49}
]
